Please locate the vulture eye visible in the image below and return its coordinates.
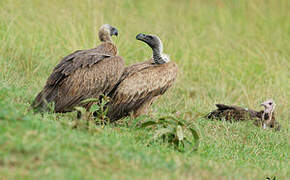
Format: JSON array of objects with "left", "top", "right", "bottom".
[{"left": 269, "top": 102, "right": 272, "bottom": 105}]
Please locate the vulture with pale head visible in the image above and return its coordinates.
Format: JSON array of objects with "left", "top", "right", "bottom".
[
  {"left": 106, "top": 33, "right": 178, "bottom": 122},
  {"left": 206, "top": 99, "right": 280, "bottom": 131},
  {"left": 32, "top": 24, "right": 125, "bottom": 114}
]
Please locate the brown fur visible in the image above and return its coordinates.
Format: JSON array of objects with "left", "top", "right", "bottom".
[
  {"left": 32, "top": 42, "right": 124, "bottom": 113},
  {"left": 107, "top": 59, "right": 178, "bottom": 122}
]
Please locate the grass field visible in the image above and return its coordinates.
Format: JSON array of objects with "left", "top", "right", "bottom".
[{"left": 0, "top": 0, "right": 289, "bottom": 179}]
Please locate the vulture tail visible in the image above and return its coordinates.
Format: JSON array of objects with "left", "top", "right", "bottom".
[
  {"left": 31, "top": 85, "right": 59, "bottom": 113},
  {"left": 215, "top": 104, "right": 234, "bottom": 110}
]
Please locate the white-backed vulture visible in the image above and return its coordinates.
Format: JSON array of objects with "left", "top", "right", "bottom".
[
  {"left": 32, "top": 24, "right": 125, "bottom": 113},
  {"left": 206, "top": 99, "right": 280, "bottom": 131},
  {"left": 106, "top": 33, "right": 178, "bottom": 122}
]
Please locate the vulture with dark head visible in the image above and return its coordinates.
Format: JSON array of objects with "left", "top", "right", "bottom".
[
  {"left": 32, "top": 24, "right": 125, "bottom": 113},
  {"left": 106, "top": 33, "right": 178, "bottom": 122},
  {"left": 206, "top": 99, "right": 280, "bottom": 131}
]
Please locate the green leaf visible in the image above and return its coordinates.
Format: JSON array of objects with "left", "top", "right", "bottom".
[
  {"left": 89, "top": 104, "right": 100, "bottom": 113},
  {"left": 81, "top": 98, "right": 98, "bottom": 104},
  {"left": 189, "top": 128, "right": 200, "bottom": 151},
  {"left": 159, "top": 116, "right": 185, "bottom": 126},
  {"left": 140, "top": 121, "right": 157, "bottom": 128},
  {"left": 101, "top": 100, "right": 107, "bottom": 106},
  {"left": 157, "top": 118, "right": 170, "bottom": 124},
  {"left": 176, "top": 125, "right": 184, "bottom": 141},
  {"left": 104, "top": 107, "right": 108, "bottom": 114},
  {"left": 177, "top": 140, "right": 186, "bottom": 152}
]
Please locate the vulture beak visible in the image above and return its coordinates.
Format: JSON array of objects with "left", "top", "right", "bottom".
[
  {"left": 111, "top": 27, "right": 118, "bottom": 37},
  {"left": 136, "top": 33, "right": 146, "bottom": 41}
]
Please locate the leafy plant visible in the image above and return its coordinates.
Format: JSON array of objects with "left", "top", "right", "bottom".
[
  {"left": 91, "top": 95, "right": 110, "bottom": 125},
  {"left": 73, "top": 95, "right": 110, "bottom": 129},
  {"left": 140, "top": 116, "right": 199, "bottom": 152}
]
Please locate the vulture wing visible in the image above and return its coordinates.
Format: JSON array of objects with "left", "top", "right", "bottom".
[
  {"left": 32, "top": 42, "right": 121, "bottom": 112},
  {"left": 47, "top": 42, "right": 117, "bottom": 86},
  {"left": 207, "top": 104, "right": 261, "bottom": 121},
  {"left": 107, "top": 61, "right": 178, "bottom": 122},
  {"left": 216, "top": 104, "right": 246, "bottom": 111},
  {"left": 53, "top": 56, "right": 124, "bottom": 112},
  {"left": 46, "top": 51, "right": 111, "bottom": 86}
]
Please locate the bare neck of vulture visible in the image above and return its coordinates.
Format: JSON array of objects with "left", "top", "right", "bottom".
[
  {"left": 262, "top": 108, "right": 274, "bottom": 129},
  {"left": 152, "top": 43, "right": 170, "bottom": 64},
  {"left": 98, "top": 29, "right": 112, "bottom": 43}
]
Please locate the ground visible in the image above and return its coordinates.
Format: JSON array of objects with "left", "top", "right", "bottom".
[{"left": 0, "top": 0, "right": 289, "bottom": 179}]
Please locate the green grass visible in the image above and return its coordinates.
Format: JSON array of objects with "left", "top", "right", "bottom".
[{"left": 0, "top": 0, "right": 289, "bottom": 179}]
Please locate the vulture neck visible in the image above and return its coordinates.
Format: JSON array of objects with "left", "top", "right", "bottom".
[
  {"left": 262, "top": 109, "right": 274, "bottom": 129},
  {"left": 99, "top": 30, "right": 112, "bottom": 43},
  {"left": 152, "top": 46, "right": 169, "bottom": 64}
]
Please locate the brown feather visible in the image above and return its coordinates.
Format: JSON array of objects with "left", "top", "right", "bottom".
[
  {"left": 107, "top": 59, "right": 178, "bottom": 122},
  {"left": 207, "top": 104, "right": 262, "bottom": 122},
  {"left": 32, "top": 42, "right": 122, "bottom": 113},
  {"left": 98, "top": 26, "right": 112, "bottom": 43},
  {"left": 207, "top": 104, "right": 280, "bottom": 130},
  {"left": 53, "top": 56, "right": 124, "bottom": 112},
  {"left": 253, "top": 112, "right": 280, "bottom": 131}
]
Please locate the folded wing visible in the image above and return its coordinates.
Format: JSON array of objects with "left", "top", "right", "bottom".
[{"left": 107, "top": 61, "right": 178, "bottom": 122}]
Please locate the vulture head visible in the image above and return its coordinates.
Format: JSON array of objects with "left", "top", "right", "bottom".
[
  {"left": 98, "top": 24, "right": 118, "bottom": 42},
  {"left": 260, "top": 99, "right": 276, "bottom": 129},
  {"left": 136, "top": 33, "right": 170, "bottom": 64}
]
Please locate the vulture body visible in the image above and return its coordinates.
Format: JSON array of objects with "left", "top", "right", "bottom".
[
  {"left": 32, "top": 24, "right": 125, "bottom": 113},
  {"left": 206, "top": 99, "right": 280, "bottom": 131},
  {"left": 106, "top": 34, "right": 178, "bottom": 122}
]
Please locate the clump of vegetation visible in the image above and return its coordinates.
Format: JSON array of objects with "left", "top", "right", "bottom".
[
  {"left": 73, "top": 95, "right": 110, "bottom": 130},
  {"left": 73, "top": 96, "right": 199, "bottom": 152},
  {"left": 140, "top": 116, "right": 199, "bottom": 152}
]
